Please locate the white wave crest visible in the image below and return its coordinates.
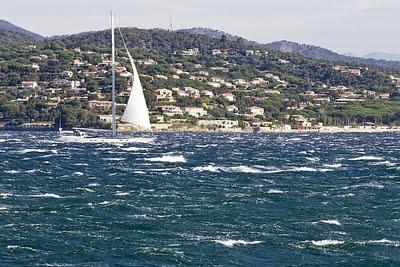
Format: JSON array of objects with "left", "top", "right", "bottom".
[
  {"left": 349, "top": 156, "right": 384, "bottom": 161},
  {"left": 267, "top": 189, "right": 285, "bottom": 194},
  {"left": 320, "top": 220, "right": 341, "bottom": 226},
  {"left": 323, "top": 164, "right": 342, "bottom": 168},
  {"left": 103, "top": 158, "right": 125, "bottom": 161},
  {"left": 310, "top": 240, "right": 344, "bottom": 246},
  {"left": 291, "top": 167, "right": 318, "bottom": 172},
  {"left": 230, "top": 166, "right": 264, "bottom": 173},
  {"left": 359, "top": 239, "right": 400, "bottom": 247},
  {"left": 19, "top": 149, "right": 57, "bottom": 154},
  {"left": 7, "top": 245, "right": 39, "bottom": 252},
  {"left": 371, "top": 161, "right": 397, "bottom": 167},
  {"left": 4, "top": 170, "right": 20, "bottom": 174},
  {"left": 193, "top": 165, "right": 264, "bottom": 173},
  {"left": 145, "top": 155, "right": 187, "bottom": 163},
  {"left": 121, "top": 147, "right": 148, "bottom": 152},
  {"left": 343, "top": 182, "right": 384, "bottom": 190},
  {"left": 193, "top": 165, "right": 221, "bottom": 173},
  {"left": 214, "top": 239, "right": 264, "bottom": 247},
  {"left": 30, "top": 193, "right": 62, "bottom": 199}
]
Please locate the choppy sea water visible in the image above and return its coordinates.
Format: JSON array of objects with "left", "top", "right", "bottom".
[{"left": 1, "top": 132, "right": 400, "bottom": 266}]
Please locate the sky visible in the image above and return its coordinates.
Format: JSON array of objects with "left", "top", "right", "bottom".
[{"left": 2, "top": 0, "right": 400, "bottom": 55}]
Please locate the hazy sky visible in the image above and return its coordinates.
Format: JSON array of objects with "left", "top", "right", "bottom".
[{"left": 2, "top": 0, "right": 400, "bottom": 55}]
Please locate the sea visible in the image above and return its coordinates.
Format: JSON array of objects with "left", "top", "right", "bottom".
[{"left": 0, "top": 132, "right": 400, "bottom": 266}]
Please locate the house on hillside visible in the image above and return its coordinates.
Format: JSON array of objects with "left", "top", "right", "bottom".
[
  {"left": 183, "top": 107, "right": 208, "bottom": 118},
  {"left": 155, "top": 89, "right": 175, "bottom": 102},
  {"left": 246, "top": 106, "right": 265, "bottom": 117}
]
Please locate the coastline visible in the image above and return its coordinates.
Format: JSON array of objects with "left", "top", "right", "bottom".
[{"left": 148, "top": 126, "right": 400, "bottom": 134}]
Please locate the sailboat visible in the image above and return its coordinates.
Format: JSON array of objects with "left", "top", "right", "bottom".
[{"left": 59, "top": 12, "right": 153, "bottom": 144}]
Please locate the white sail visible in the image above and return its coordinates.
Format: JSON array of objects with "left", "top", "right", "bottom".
[{"left": 121, "top": 49, "right": 151, "bottom": 130}]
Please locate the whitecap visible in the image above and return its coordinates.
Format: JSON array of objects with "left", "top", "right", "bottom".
[
  {"left": 363, "top": 239, "right": 400, "bottom": 247},
  {"left": 121, "top": 147, "right": 148, "bottom": 152},
  {"left": 343, "top": 183, "right": 384, "bottom": 190},
  {"left": 74, "top": 172, "right": 84, "bottom": 176},
  {"left": 230, "top": 166, "right": 264, "bottom": 173},
  {"left": 289, "top": 167, "right": 318, "bottom": 172},
  {"left": 115, "top": 192, "right": 130, "bottom": 196},
  {"left": 371, "top": 161, "right": 397, "bottom": 167},
  {"left": 103, "top": 158, "right": 125, "bottom": 161},
  {"left": 145, "top": 155, "right": 187, "bottom": 163},
  {"left": 19, "top": 149, "right": 57, "bottom": 154},
  {"left": 214, "top": 239, "right": 264, "bottom": 248},
  {"left": 30, "top": 193, "right": 62, "bottom": 199},
  {"left": 323, "top": 164, "right": 342, "bottom": 168},
  {"left": 267, "top": 189, "right": 285, "bottom": 194},
  {"left": 193, "top": 165, "right": 264, "bottom": 173},
  {"left": 7, "top": 245, "right": 39, "bottom": 252},
  {"left": 4, "top": 170, "right": 20, "bottom": 174},
  {"left": 193, "top": 165, "right": 221, "bottom": 173},
  {"left": 310, "top": 240, "right": 344, "bottom": 246},
  {"left": 349, "top": 156, "right": 384, "bottom": 161},
  {"left": 77, "top": 188, "right": 95, "bottom": 193},
  {"left": 74, "top": 163, "right": 89, "bottom": 166},
  {"left": 0, "top": 193, "right": 12, "bottom": 198},
  {"left": 319, "top": 220, "right": 341, "bottom": 226}
]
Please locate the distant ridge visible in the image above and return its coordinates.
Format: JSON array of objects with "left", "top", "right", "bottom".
[
  {"left": 0, "top": 20, "right": 43, "bottom": 40},
  {"left": 364, "top": 52, "right": 400, "bottom": 62},
  {"left": 180, "top": 27, "right": 400, "bottom": 71}
]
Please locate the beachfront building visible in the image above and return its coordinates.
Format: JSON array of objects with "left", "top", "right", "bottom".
[
  {"left": 198, "top": 119, "right": 239, "bottom": 129},
  {"left": 99, "top": 115, "right": 121, "bottom": 124}
]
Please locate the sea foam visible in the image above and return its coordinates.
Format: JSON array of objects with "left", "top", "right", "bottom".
[
  {"left": 194, "top": 165, "right": 264, "bottom": 173},
  {"left": 310, "top": 240, "right": 344, "bottom": 246},
  {"left": 319, "top": 220, "right": 341, "bottom": 226},
  {"left": 145, "top": 155, "right": 187, "bottom": 163},
  {"left": 30, "top": 193, "right": 62, "bottom": 199},
  {"left": 349, "top": 156, "right": 384, "bottom": 161},
  {"left": 214, "top": 239, "right": 263, "bottom": 248}
]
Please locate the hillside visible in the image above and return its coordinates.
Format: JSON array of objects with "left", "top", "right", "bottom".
[
  {"left": 0, "top": 30, "right": 38, "bottom": 49},
  {"left": 182, "top": 28, "right": 400, "bottom": 71},
  {"left": 0, "top": 20, "right": 43, "bottom": 40},
  {"left": 0, "top": 28, "right": 400, "bottom": 129}
]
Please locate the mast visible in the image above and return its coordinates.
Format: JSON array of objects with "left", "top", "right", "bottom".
[{"left": 111, "top": 12, "right": 117, "bottom": 138}]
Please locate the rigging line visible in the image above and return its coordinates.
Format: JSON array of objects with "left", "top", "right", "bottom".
[{"left": 117, "top": 25, "right": 129, "bottom": 54}]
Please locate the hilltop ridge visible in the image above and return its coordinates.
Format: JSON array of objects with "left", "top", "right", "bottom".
[
  {"left": 181, "top": 27, "right": 400, "bottom": 71},
  {"left": 0, "top": 20, "right": 43, "bottom": 40}
]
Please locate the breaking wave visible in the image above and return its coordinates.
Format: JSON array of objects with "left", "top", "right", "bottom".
[
  {"left": 349, "top": 156, "right": 384, "bottom": 161},
  {"left": 309, "top": 240, "right": 344, "bottom": 246},
  {"left": 214, "top": 239, "right": 264, "bottom": 248},
  {"left": 145, "top": 155, "right": 187, "bottom": 163}
]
